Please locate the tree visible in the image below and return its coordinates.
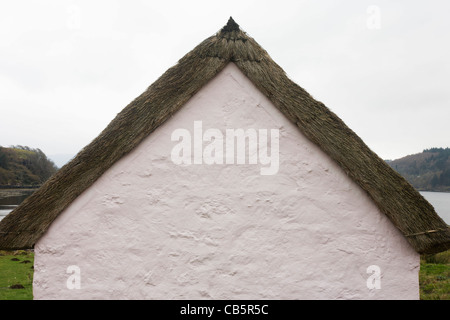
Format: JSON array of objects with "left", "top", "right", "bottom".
[
  {"left": 0, "top": 147, "right": 7, "bottom": 169},
  {"left": 431, "top": 174, "right": 439, "bottom": 188},
  {"left": 0, "top": 146, "right": 58, "bottom": 186},
  {"left": 439, "top": 169, "right": 450, "bottom": 186}
]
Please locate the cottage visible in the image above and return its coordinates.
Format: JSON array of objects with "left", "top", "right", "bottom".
[{"left": 0, "top": 18, "right": 449, "bottom": 300}]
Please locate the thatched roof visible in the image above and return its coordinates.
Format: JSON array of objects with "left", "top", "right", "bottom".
[{"left": 1, "top": 18, "right": 449, "bottom": 254}]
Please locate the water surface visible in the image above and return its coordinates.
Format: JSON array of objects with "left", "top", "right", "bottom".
[
  {"left": 420, "top": 191, "right": 450, "bottom": 225},
  {"left": 0, "top": 189, "right": 36, "bottom": 221}
]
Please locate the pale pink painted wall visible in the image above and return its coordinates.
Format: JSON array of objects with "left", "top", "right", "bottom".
[{"left": 33, "top": 63, "right": 419, "bottom": 300}]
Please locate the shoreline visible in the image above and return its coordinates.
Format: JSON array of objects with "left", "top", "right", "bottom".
[
  {"left": 0, "top": 188, "right": 37, "bottom": 200},
  {"left": 419, "top": 190, "right": 450, "bottom": 194},
  {"left": 0, "top": 185, "right": 40, "bottom": 189}
]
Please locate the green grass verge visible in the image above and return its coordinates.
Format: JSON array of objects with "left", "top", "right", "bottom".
[
  {"left": 0, "top": 250, "right": 34, "bottom": 300},
  {"left": 420, "top": 250, "right": 450, "bottom": 300},
  {"left": 0, "top": 249, "right": 448, "bottom": 300}
]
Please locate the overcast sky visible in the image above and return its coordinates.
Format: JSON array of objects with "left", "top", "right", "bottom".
[{"left": 0, "top": 0, "right": 449, "bottom": 167}]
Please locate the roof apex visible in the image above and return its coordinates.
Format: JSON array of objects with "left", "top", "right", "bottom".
[{"left": 221, "top": 17, "right": 240, "bottom": 33}]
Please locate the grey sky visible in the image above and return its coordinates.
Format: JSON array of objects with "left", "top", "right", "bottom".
[{"left": 0, "top": 0, "right": 449, "bottom": 167}]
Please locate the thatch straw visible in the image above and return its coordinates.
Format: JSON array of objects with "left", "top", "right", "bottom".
[{"left": 0, "top": 18, "right": 448, "bottom": 254}]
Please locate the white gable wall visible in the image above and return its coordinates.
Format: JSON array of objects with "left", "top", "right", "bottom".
[{"left": 33, "top": 63, "right": 419, "bottom": 299}]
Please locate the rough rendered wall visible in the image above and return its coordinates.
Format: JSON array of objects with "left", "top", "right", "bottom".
[{"left": 33, "top": 63, "right": 419, "bottom": 299}]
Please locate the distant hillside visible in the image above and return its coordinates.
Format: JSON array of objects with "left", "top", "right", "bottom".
[
  {"left": 0, "top": 146, "right": 58, "bottom": 187},
  {"left": 387, "top": 148, "right": 450, "bottom": 192}
]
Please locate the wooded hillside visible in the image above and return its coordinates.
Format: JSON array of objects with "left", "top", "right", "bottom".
[
  {"left": 0, "top": 146, "right": 58, "bottom": 187},
  {"left": 387, "top": 148, "right": 450, "bottom": 192}
]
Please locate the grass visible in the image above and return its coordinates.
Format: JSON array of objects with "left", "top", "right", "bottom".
[
  {"left": 419, "top": 250, "right": 450, "bottom": 300},
  {"left": 0, "top": 249, "right": 448, "bottom": 300},
  {"left": 0, "top": 250, "right": 34, "bottom": 300}
]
